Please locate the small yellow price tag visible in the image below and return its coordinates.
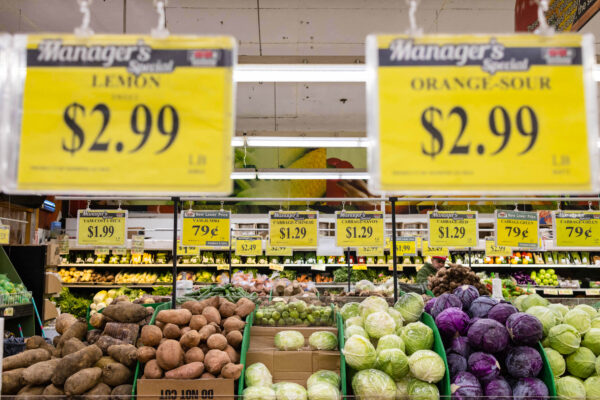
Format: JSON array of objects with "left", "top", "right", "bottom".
[
  {"left": 311, "top": 264, "right": 327, "bottom": 271},
  {"left": 182, "top": 210, "right": 230, "bottom": 247},
  {"left": 269, "top": 211, "right": 318, "bottom": 248},
  {"left": 270, "top": 264, "right": 284, "bottom": 271},
  {"left": 113, "top": 248, "right": 127, "bottom": 256},
  {"left": 388, "top": 265, "right": 404, "bottom": 272},
  {"left": 352, "top": 264, "right": 367, "bottom": 270},
  {"left": 0, "top": 225, "right": 9, "bottom": 245},
  {"left": 422, "top": 241, "right": 449, "bottom": 257},
  {"left": 177, "top": 240, "right": 200, "bottom": 256},
  {"left": 3, "top": 307, "right": 14, "bottom": 317},
  {"left": 554, "top": 211, "right": 600, "bottom": 247},
  {"left": 217, "top": 264, "right": 230, "bottom": 271},
  {"left": 543, "top": 289, "right": 559, "bottom": 295},
  {"left": 358, "top": 246, "right": 384, "bottom": 257},
  {"left": 428, "top": 211, "right": 478, "bottom": 247},
  {"left": 235, "top": 236, "right": 263, "bottom": 256},
  {"left": 336, "top": 211, "right": 384, "bottom": 247},
  {"left": 558, "top": 289, "right": 573, "bottom": 295},
  {"left": 58, "top": 234, "right": 70, "bottom": 255},
  {"left": 131, "top": 234, "right": 145, "bottom": 256},
  {"left": 485, "top": 239, "right": 512, "bottom": 257},
  {"left": 265, "top": 245, "right": 293, "bottom": 256},
  {"left": 77, "top": 210, "right": 127, "bottom": 246},
  {"left": 586, "top": 289, "right": 600, "bottom": 296},
  {"left": 496, "top": 211, "right": 539, "bottom": 248},
  {"left": 94, "top": 247, "right": 109, "bottom": 256},
  {"left": 396, "top": 237, "right": 417, "bottom": 256}
]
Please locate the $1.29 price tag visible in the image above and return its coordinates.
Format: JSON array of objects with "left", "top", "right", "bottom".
[
  {"left": 495, "top": 210, "right": 539, "bottom": 248},
  {"left": 428, "top": 211, "right": 478, "bottom": 247},
  {"left": 269, "top": 211, "right": 318, "bottom": 248},
  {"left": 0, "top": 225, "right": 9, "bottom": 245},
  {"left": 554, "top": 211, "right": 600, "bottom": 247},
  {"left": 336, "top": 211, "right": 384, "bottom": 248},
  {"left": 235, "top": 236, "right": 263, "bottom": 256},
  {"left": 8, "top": 34, "right": 235, "bottom": 195},
  {"left": 368, "top": 34, "right": 598, "bottom": 194},
  {"left": 182, "top": 210, "right": 230, "bottom": 247},
  {"left": 77, "top": 209, "right": 127, "bottom": 246}
]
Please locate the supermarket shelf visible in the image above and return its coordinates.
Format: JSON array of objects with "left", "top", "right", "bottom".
[
  {"left": 0, "top": 303, "right": 33, "bottom": 319},
  {"left": 58, "top": 263, "right": 174, "bottom": 268},
  {"left": 63, "top": 283, "right": 172, "bottom": 288},
  {"left": 517, "top": 285, "right": 600, "bottom": 296},
  {"left": 57, "top": 263, "right": 411, "bottom": 269},
  {"left": 467, "top": 264, "right": 600, "bottom": 269}
]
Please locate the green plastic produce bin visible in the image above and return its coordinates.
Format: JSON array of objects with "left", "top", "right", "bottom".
[
  {"left": 421, "top": 312, "right": 451, "bottom": 398},
  {"left": 536, "top": 342, "right": 558, "bottom": 397},
  {"left": 236, "top": 310, "right": 255, "bottom": 395}
]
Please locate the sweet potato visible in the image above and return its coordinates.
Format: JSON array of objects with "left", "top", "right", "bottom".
[
  {"left": 22, "top": 358, "right": 60, "bottom": 386},
  {"left": 95, "top": 356, "right": 119, "bottom": 369},
  {"left": 185, "top": 347, "right": 205, "bottom": 364},
  {"left": 102, "top": 362, "right": 132, "bottom": 386},
  {"left": 203, "top": 297, "right": 220, "bottom": 309},
  {"left": 103, "top": 322, "right": 140, "bottom": 344},
  {"left": 198, "top": 324, "right": 217, "bottom": 341},
  {"left": 55, "top": 313, "right": 77, "bottom": 334},
  {"left": 190, "top": 315, "right": 208, "bottom": 331},
  {"left": 111, "top": 384, "right": 133, "bottom": 400},
  {"left": 62, "top": 337, "right": 86, "bottom": 356},
  {"left": 223, "top": 316, "right": 245, "bottom": 333},
  {"left": 86, "top": 329, "right": 102, "bottom": 344},
  {"left": 224, "top": 345, "right": 240, "bottom": 364},
  {"left": 42, "top": 383, "right": 64, "bottom": 399},
  {"left": 181, "top": 300, "right": 199, "bottom": 313},
  {"left": 221, "top": 363, "right": 243, "bottom": 380},
  {"left": 235, "top": 297, "right": 256, "bottom": 318},
  {"left": 210, "top": 321, "right": 222, "bottom": 334},
  {"left": 51, "top": 344, "right": 102, "bottom": 386},
  {"left": 64, "top": 367, "right": 102, "bottom": 395},
  {"left": 4, "top": 348, "right": 51, "bottom": 371},
  {"left": 102, "top": 302, "right": 148, "bottom": 323},
  {"left": 181, "top": 326, "right": 191, "bottom": 335},
  {"left": 155, "top": 320, "right": 166, "bottom": 330},
  {"left": 180, "top": 329, "right": 201, "bottom": 349},
  {"left": 16, "top": 385, "right": 45, "bottom": 400},
  {"left": 108, "top": 344, "right": 138, "bottom": 368},
  {"left": 96, "top": 335, "right": 126, "bottom": 354},
  {"left": 156, "top": 309, "right": 192, "bottom": 325},
  {"left": 204, "top": 349, "right": 230, "bottom": 375},
  {"left": 2, "top": 368, "right": 25, "bottom": 394},
  {"left": 201, "top": 372, "right": 215, "bottom": 379},
  {"left": 207, "top": 334, "right": 228, "bottom": 350},
  {"left": 25, "top": 336, "right": 54, "bottom": 354},
  {"left": 90, "top": 312, "right": 109, "bottom": 330},
  {"left": 141, "top": 324, "right": 163, "bottom": 347},
  {"left": 163, "top": 323, "right": 181, "bottom": 339},
  {"left": 226, "top": 330, "right": 243, "bottom": 349},
  {"left": 137, "top": 346, "right": 157, "bottom": 363},
  {"left": 83, "top": 382, "right": 111, "bottom": 400},
  {"left": 219, "top": 300, "right": 236, "bottom": 318},
  {"left": 202, "top": 306, "right": 221, "bottom": 325},
  {"left": 58, "top": 319, "right": 87, "bottom": 346},
  {"left": 165, "top": 362, "right": 205, "bottom": 379},
  {"left": 144, "top": 359, "right": 163, "bottom": 379},
  {"left": 156, "top": 339, "right": 184, "bottom": 371}
]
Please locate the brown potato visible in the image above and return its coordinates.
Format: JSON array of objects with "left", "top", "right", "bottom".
[
  {"left": 207, "top": 334, "right": 228, "bottom": 351},
  {"left": 164, "top": 362, "right": 204, "bottom": 379},
  {"left": 156, "top": 339, "right": 184, "bottom": 371},
  {"left": 184, "top": 347, "right": 205, "bottom": 364},
  {"left": 225, "top": 330, "right": 243, "bottom": 349},
  {"left": 137, "top": 346, "right": 157, "bottom": 364},
  {"left": 180, "top": 330, "right": 201, "bottom": 350},
  {"left": 163, "top": 323, "right": 181, "bottom": 340},
  {"left": 102, "top": 362, "right": 132, "bottom": 386},
  {"left": 140, "top": 325, "right": 162, "bottom": 347},
  {"left": 144, "top": 359, "right": 163, "bottom": 379},
  {"left": 202, "top": 307, "right": 221, "bottom": 325},
  {"left": 156, "top": 309, "right": 192, "bottom": 326},
  {"left": 204, "top": 349, "right": 230, "bottom": 375},
  {"left": 223, "top": 345, "right": 240, "bottom": 364},
  {"left": 190, "top": 315, "right": 208, "bottom": 331},
  {"left": 64, "top": 367, "right": 102, "bottom": 395},
  {"left": 223, "top": 317, "right": 245, "bottom": 332},
  {"left": 220, "top": 363, "right": 243, "bottom": 380}
]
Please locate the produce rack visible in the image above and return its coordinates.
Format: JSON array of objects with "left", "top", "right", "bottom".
[{"left": 0, "top": 247, "right": 35, "bottom": 336}]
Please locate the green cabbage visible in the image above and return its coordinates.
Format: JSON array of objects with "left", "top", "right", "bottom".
[
  {"left": 342, "top": 334, "right": 377, "bottom": 370},
  {"left": 581, "top": 328, "right": 600, "bottom": 356},
  {"left": 377, "top": 334, "right": 406, "bottom": 354},
  {"left": 345, "top": 325, "right": 369, "bottom": 340},
  {"left": 591, "top": 316, "right": 600, "bottom": 329},
  {"left": 340, "top": 302, "right": 360, "bottom": 321},
  {"left": 556, "top": 376, "right": 586, "bottom": 400},
  {"left": 548, "top": 303, "right": 569, "bottom": 320},
  {"left": 574, "top": 304, "right": 597, "bottom": 318},
  {"left": 597, "top": 355, "right": 600, "bottom": 376},
  {"left": 407, "top": 379, "right": 440, "bottom": 400},
  {"left": 351, "top": 369, "right": 397, "bottom": 400},
  {"left": 245, "top": 363, "right": 273, "bottom": 387},
  {"left": 272, "top": 382, "right": 307, "bottom": 400},
  {"left": 584, "top": 376, "right": 600, "bottom": 400},
  {"left": 548, "top": 324, "right": 582, "bottom": 355},
  {"left": 521, "top": 293, "right": 549, "bottom": 311},
  {"left": 345, "top": 316, "right": 364, "bottom": 329},
  {"left": 514, "top": 294, "right": 529, "bottom": 312},
  {"left": 274, "top": 330, "right": 305, "bottom": 350},
  {"left": 365, "top": 311, "right": 397, "bottom": 339},
  {"left": 544, "top": 347, "right": 566, "bottom": 377},
  {"left": 408, "top": 350, "right": 445, "bottom": 383},
  {"left": 527, "top": 306, "right": 559, "bottom": 336},
  {"left": 565, "top": 309, "right": 592, "bottom": 334},
  {"left": 306, "top": 382, "right": 340, "bottom": 400},
  {"left": 242, "top": 386, "right": 276, "bottom": 400},
  {"left": 359, "top": 296, "right": 389, "bottom": 319},
  {"left": 309, "top": 331, "right": 338, "bottom": 350},
  {"left": 387, "top": 307, "right": 405, "bottom": 329},
  {"left": 395, "top": 376, "right": 411, "bottom": 400},
  {"left": 566, "top": 347, "right": 596, "bottom": 379},
  {"left": 375, "top": 348, "right": 409, "bottom": 380},
  {"left": 401, "top": 322, "right": 434, "bottom": 355},
  {"left": 394, "top": 293, "right": 424, "bottom": 323},
  {"left": 307, "top": 370, "right": 340, "bottom": 389}
]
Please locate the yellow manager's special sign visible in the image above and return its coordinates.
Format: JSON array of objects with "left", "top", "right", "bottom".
[
  {"left": 269, "top": 211, "right": 318, "bottom": 248},
  {"left": 553, "top": 211, "right": 600, "bottom": 247},
  {"left": 8, "top": 34, "right": 235, "bottom": 195},
  {"left": 235, "top": 236, "right": 263, "bottom": 256},
  {"left": 367, "top": 34, "right": 598, "bottom": 194},
  {"left": 77, "top": 209, "right": 127, "bottom": 246},
  {"left": 428, "top": 211, "right": 478, "bottom": 247},
  {"left": 182, "top": 210, "right": 230, "bottom": 247},
  {"left": 336, "top": 211, "right": 384, "bottom": 248}
]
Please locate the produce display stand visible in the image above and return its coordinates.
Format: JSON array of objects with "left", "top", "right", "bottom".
[
  {"left": 421, "top": 312, "right": 451, "bottom": 398},
  {"left": 0, "top": 247, "right": 35, "bottom": 336},
  {"left": 536, "top": 343, "right": 558, "bottom": 398}
]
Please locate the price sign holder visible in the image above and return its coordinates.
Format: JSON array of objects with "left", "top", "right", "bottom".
[
  {"left": 495, "top": 210, "right": 539, "bottom": 248},
  {"left": 0, "top": 225, "right": 9, "bottom": 245},
  {"left": 177, "top": 240, "right": 200, "bottom": 256},
  {"left": 396, "top": 237, "right": 417, "bottom": 256},
  {"left": 428, "top": 211, "right": 478, "bottom": 247},
  {"left": 422, "top": 241, "right": 450, "bottom": 257},
  {"left": 2, "top": 34, "right": 236, "bottom": 195},
  {"left": 586, "top": 289, "right": 600, "bottom": 296},
  {"left": 77, "top": 209, "right": 127, "bottom": 247},
  {"left": 182, "top": 210, "right": 230, "bottom": 247},
  {"left": 558, "top": 289, "right": 573, "bottom": 295},
  {"left": 113, "top": 248, "right": 127, "bottom": 256},
  {"left": 94, "top": 247, "right": 109, "bottom": 256},
  {"left": 553, "top": 211, "right": 600, "bottom": 247},
  {"left": 217, "top": 264, "right": 230, "bottom": 271},
  {"left": 58, "top": 234, "right": 70, "bottom": 255},
  {"left": 358, "top": 246, "right": 384, "bottom": 257},
  {"left": 352, "top": 264, "right": 367, "bottom": 270},
  {"left": 269, "top": 211, "right": 318, "bottom": 248},
  {"left": 265, "top": 245, "right": 293, "bottom": 257},
  {"left": 131, "top": 234, "right": 145, "bottom": 256},
  {"left": 367, "top": 34, "right": 599, "bottom": 194},
  {"left": 335, "top": 211, "right": 384, "bottom": 248},
  {"left": 388, "top": 265, "right": 404, "bottom": 272},
  {"left": 311, "top": 264, "right": 327, "bottom": 271},
  {"left": 485, "top": 238, "right": 512, "bottom": 257},
  {"left": 235, "top": 236, "right": 263, "bottom": 256},
  {"left": 543, "top": 288, "right": 559, "bottom": 295}
]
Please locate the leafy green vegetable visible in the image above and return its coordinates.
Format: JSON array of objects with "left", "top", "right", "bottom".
[{"left": 52, "top": 288, "right": 92, "bottom": 318}]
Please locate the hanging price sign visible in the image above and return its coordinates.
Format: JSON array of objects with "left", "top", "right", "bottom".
[
  {"left": 131, "top": 234, "right": 145, "bottom": 255},
  {"left": 94, "top": 247, "right": 109, "bottom": 255},
  {"left": 177, "top": 240, "right": 200, "bottom": 256},
  {"left": 394, "top": 237, "right": 417, "bottom": 256},
  {"left": 495, "top": 210, "right": 539, "bottom": 248},
  {"left": 485, "top": 238, "right": 512, "bottom": 257},
  {"left": 235, "top": 236, "right": 262, "bottom": 256},
  {"left": 0, "top": 225, "right": 9, "bottom": 245},
  {"left": 358, "top": 246, "right": 384, "bottom": 257},
  {"left": 265, "top": 245, "right": 293, "bottom": 257},
  {"left": 422, "top": 241, "right": 450, "bottom": 257},
  {"left": 113, "top": 248, "right": 127, "bottom": 256},
  {"left": 336, "top": 211, "right": 384, "bottom": 247},
  {"left": 367, "top": 34, "right": 599, "bottom": 194},
  {"left": 586, "top": 289, "right": 600, "bottom": 296},
  {"left": 182, "top": 210, "right": 230, "bottom": 247},
  {"left": 554, "top": 211, "right": 600, "bottom": 247},
  {"left": 3, "top": 34, "right": 235, "bottom": 195},
  {"left": 428, "top": 211, "right": 478, "bottom": 247},
  {"left": 77, "top": 209, "right": 127, "bottom": 246},
  {"left": 58, "top": 234, "right": 70, "bottom": 254},
  {"left": 269, "top": 211, "right": 318, "bottom": 248}
]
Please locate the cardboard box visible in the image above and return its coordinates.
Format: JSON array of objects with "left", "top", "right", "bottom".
[
  {"left": 44, "top": 272, "right": 62, "bottom": 295},
  {"left": 46, "top": 240, "right": 61, "bottom": 266},
  {"left": 137, "top": 378, "right": 234, "bottom": 400},
  {"left": 245, "top": 326, "right": 340, "bottom": 387},
  {"left": 43, "top": 299, "right": 58, "bottom": 321}
]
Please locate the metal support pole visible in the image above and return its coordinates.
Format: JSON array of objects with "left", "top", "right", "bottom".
[
  {"left": 171, "top": 197, "right": 179, "bottom": 309},
  {"left": 229, "top": 228, "right": 233, "bottom": 281},
  {"left": 391, "top": 197, "right": 398, "bottom": 302},
  {"left": 347, "top": 247, "right": 351, "bottom": 293},
  {"left": 468, "top": 247, "right": 472, "bottom": 268}
]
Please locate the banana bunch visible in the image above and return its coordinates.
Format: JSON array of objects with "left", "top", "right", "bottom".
[{"left": 114, "top": 271, "right": 158, "bottom": 284}]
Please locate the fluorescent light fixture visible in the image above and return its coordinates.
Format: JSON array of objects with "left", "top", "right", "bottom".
[
  {"left": 256, "top": 168, "right": 369, "bottom": 180},
  {"left": 230, "top": 169, "right": 257, "bottom": 179},
  {"left": 234, "top": 64, "right": 367, "bottom": 83},
  {"left": 232, "top": 136, "right": 369, "bottom": 148}
]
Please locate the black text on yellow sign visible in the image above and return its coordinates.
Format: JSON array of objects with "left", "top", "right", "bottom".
[
  {"left": 422, "top": 241, "right": 450, "bottom": 257},
  {"left": 554, "top": 211, "right": 600, "bottom": 247},
  {"left": 265, "top": 245, "right": 293, "bottom": 257},
  {"left": 394, "top": 237, "right": 417, "bottom": 256},
  {"left": 182, "top": 210, "right": 230, "bottom": 247},
  {"left": 177, "top": 240, "right": 200, "bottom": 256},
  {"left": 336, "top": 211, "right": 384, "bottom": 247},
  {"left": 495, "top": 210, "right": 539, "bottom": 248},
  {"left": 485, "top": 239, "right": 512, "bottom": 257},
  {"left": 269, "top": 211, "right": 318, "bottom": 248},
  {"left": 367, "top": 34, "right": 598, "bottom": 194},
  {"left": 77, "top": 210, "right": 127, "bottom": 246},
  {"left": 0, "top": 225, "right": 9, "bottom": 245},
  {"left": 358, "top": 246, "right": 384, "bottom": 257},
  {"left": 428, "top": 211, "right": 478, "bottom": 247},
  {"left": 235, "top": 236, "right": 263, "bottom": 256},
  {"left": 9, "top": 34, "right": 235, "bottom": 195}
]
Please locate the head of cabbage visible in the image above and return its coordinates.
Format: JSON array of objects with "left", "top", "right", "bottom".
[
  {"left": 340, "top": 302, "right": 360, "bottom": 321},
  {"left": 242, "top": 386, "right": 276, "bottom": 400},
  {"left": 408, "top": 350, "right": 446, "bottom": 384},
  {"left": 544, "top": 347, "right": 566, "bottom": 377},
  {"left": 521, "top": 293, "right": 549, "bottom": 311},
  {"left": 564, "top": 309, "right": 592, "bottom": 334},
  {"left": 566, "top": 347, "right": 597, "bottom": 379},
  {"left": 365, "top": 311, "right": 396, "bottom": 339},
  {"left": 345, "top": 325, "right": 369, "bottom": 340},
  {"left": 272, "top": 382, "right": 307, "bottom": 400},
  {"left": 394, "top": 293, "right": 424, "bottom": 323},
  {"left": 377, "top": 334, "right": 406, "bottom": 354},
  {"left": 408, "top": 378, "right": 440, "bottom": 400},
  {"left": 581, "top": 328, "right": 600, "bottom": 356},
  {"left": 359, "top": 296, "right": 389, "bottom": 319},
  {"left": 375, "top": 348, "right": 409, "bottom": 381},
  {"left": 351, "top": 369, "right": 397, "bottom": 400},
  {"left": 274, "top": 330, "right": 305, "bottom": 350},
  {"left": 548, "top": 324, "right": 581, "bottom": 355},
  {"left": 574, "top": 304, "right": 597, "bottom": 318},
  {"left": 547, "top": 303, "right": 569, "bottom": 320},
  {"left": 526, "top": 306, "right": 559, "bottom": 336},
  {"left": 556, "top": 376, "right": 586, "bottom": 400},
  {"left": 342, "top": 334, "right": 377, "bottom": 370},
  {"left": 584, "top": 376, "right": 600, "bottom": 400},
  {"left": 344, "top": 316, "right": 364, "bottom": 329},
  {"left": 401, "top": 322, "right": 434, "bottom": 355},
  {"left": 395, "top": 375, "right": 411, "bottom": 400},
  {"left": 245, "top": 362, "right": 273, "bottom": 387},
  {"left": 307, "top": 370, "right": 340, "bottom": 389},
  {"left": 306, "top": 382, "right": 340, "bottom": 400},
  {"left": 309, "top": 331, "right": 338, "bottom": 351}
]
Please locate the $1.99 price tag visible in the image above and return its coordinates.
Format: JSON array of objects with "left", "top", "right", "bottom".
[
  {"left": 495, "top": 210, "right": 539, "bottom": 248},
  {"left": 9, "top": 34, "right": 235, "bottom": 195},
  {"left": 554, "top": 211, "right": 600, "bottom": 247},
  {"left": 336, "top": 211, "right": 384, "bottom": 248},
  {"left": 77, "top": 209, "right": 127, "bottom": 246},
  {"left": 235, "top": 236, "right": 263, "bottom": 256},
  {"left": 393, "top": 237, "right": 417, "bottom": 256},
  {"left": 428, "top": 211, "right": 478, "bottom": 247},
  {"left": 177, "top": 240, "right": 200, "bottom": 256},
  {"left": 368, "top": 34, "right": 598, "bottom": 193},
  {"left": 269, "top": 211, "right": 318, "bottom": 248},
  {"left": 182, "top": 210, "right": 230, "bottom": 247}
]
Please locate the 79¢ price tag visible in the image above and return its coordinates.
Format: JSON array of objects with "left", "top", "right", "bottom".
[
  {"left": 495, "top": 210, "right": 539, "bottom": 248},
  {"left": 269, "top": 211, "right": 318, "bottom": 248},
  {"left": 554, "top": 211, "right": 600, "bottom": 247},
  {"left": 77, "top": 209, "right": 127, "bottom": 246},
  {"left": 235, "top": 236, "right": 262, "bottom": 256},
  {"left": 182, "top": 210, "right": 230, "bottom": 247}
]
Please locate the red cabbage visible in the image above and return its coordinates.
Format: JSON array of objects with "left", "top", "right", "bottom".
[
  {"left": 487, "top": 303, "right": 519, "bottom": 325},
  {"left": 436, "top": 307, "right": 470, "bottom": 339},
  {"left": 468, "top": 296, "right": 498, "bottom": 318},
  {"left": 505, "top": 346, "right": 543, "bottom": 378},
  {"left": 467, "top": 352, "right": 501, "bottom": 381},
  {"left": 431, "top": 293, "right": 463, "bottom": 318},
  {"left": 484, "top": 377, "right": 512, "bottom": 400},
  {"left": 512, "top": 378, "right": 549, "bottom": 400},
  {"left": 468, "top": 318, "right": 510, "bottom": 353},
  {"left": 453, "top": 285, "right": 480, "bottom": 310},
  {"left": 447, "top": 336, "right": 472, "bottom": 358},
  {"left": 505, "top": 313, "right": 543, "bottom": 346},
  {"left": 451, "top": 371, "right": 482, "bottom": 400},
  {"left": 447, "top": 353, "right": 468, "bottom": 378},
  {"left": 425, "top": 297, "right": 436, "bottom": 314}
]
